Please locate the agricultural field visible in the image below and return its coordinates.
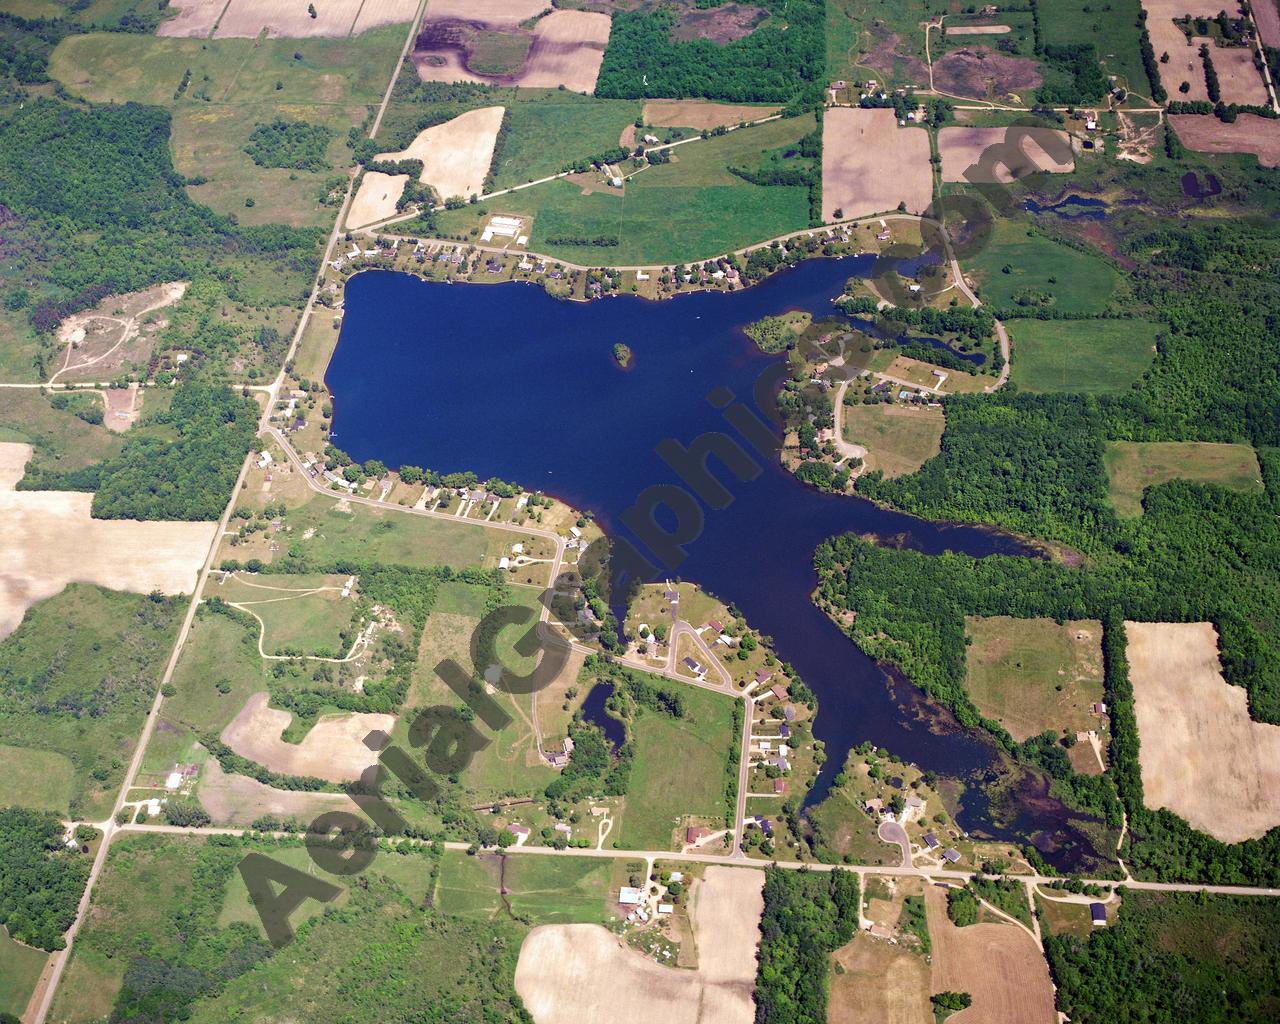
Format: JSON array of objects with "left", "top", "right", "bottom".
[
  {"left": 641, "top": 99, "right": 780, "bottom": 130},
  {"left": 938, "top": 126, "right": 1074, "bottom": 184},
  {"left": 822, "top": 107, "right": 931, "bottom": 220},
  {"left": 377, "top": 105, "right": 506, "bottom": 202},
  {"left": 1007, "top": 318, "right": 1161, "bottom": 394},
  {"left": 348, "top": 170, "right": 408, "bottom": 227},
  {"left": 1127, "top": 620, "right": 1280, "bottom": 843},
  {"left": 830, "top": 875, "right": 931, "bottom": 1023},
  {"left": 964, "top": 616, "right": 1106, "bottom": 745},
  {"left": 841, "top": 401, "right": 944, "bottom": 478},
  {"left": 435, "top": 850, "right": 612, "bottom": 924},
  {"left": 436, "top": 114, "right": 816, "bottom": 264},
  {"left": 48, "top": 26, "right": 409, "bottom": 227},
  {"left": 616, "top": 682, "right": 738, "bottom": 850},
  {"left": 962, "top": 216, "right": 1121, "bottom": 314},
  {"left": 1170, "top": 113, "right": 1280, "bottom": 168},
  {"left": 1104, "top": 441, "right": 1263, "bottom": 516}
]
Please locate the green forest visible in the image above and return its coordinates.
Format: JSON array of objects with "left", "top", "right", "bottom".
[
  {"left": 244, "top": 118, "right": 334, "bottom": 172},
  {"left": 0, "top": 808, "right": 90, "bottom": 950}
]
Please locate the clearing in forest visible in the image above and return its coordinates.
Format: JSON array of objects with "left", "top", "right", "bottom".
[
  {"left": 965, "top": 616, "right": 1107, "bottom": 773},
  {"left": 641, "top": 99, "right": 780, "bottom": 130},
  {"left": 0, "top": 442, "right": 216, "bottom": 640},
  {"left": 1104, "top": 441, "right": 1263, "bottom": 517},
  {"left": 1126, "top": 621, "right": 1280, "bottom": 843},
  {"left": 938, "top": 126, "right": 1073, "bottom": 183},
  {"left": 822, "top": 107, "right": 931, "bottom": 221},
  {"left": 514, "top": 866, "right": 762, "bottom": 1024},
  {"left": 377, "top": 105, "right": 505, "bottom": 202},
  {"left": 52, "top": 281, "right": 187, "bottom": 383},
  {"left": 925, "top": 884, "right": 1056, "bottom": 1024},
  {"left": 1007, "top": 318, "right": 1160, "bottom": 395},
  {"left": 841, "top": 402, "right": 944, "bottom": 479}
]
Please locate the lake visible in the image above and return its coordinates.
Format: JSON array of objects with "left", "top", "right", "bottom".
[{"left": 327, "top": 259, "right": 1095, "bottom": 860}]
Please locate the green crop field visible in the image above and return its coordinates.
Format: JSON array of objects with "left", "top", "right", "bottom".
[
  {"left": 1008, "top": 318, "right": 1161, "bottom": 394},
  {"left": 0, "top": 924, "right": 46, "bottom": 1019},
  {"left": 436, "top": 851, "right": 612, "bottom": 924},
  {"left": 436, "top": 115, "right": 816, "bottom": 265},
  {"left": 218, "top": 572, "right": 359, "bottom": 657},
  {"left": 965, "top": 217, "right": 1121, "bottom": 314},
  {"left": 617, "top": 683, "right": 737, "bottom": 850},
  {"left": 1105, "top": 441, "right": 1265, "bottom": 517}
]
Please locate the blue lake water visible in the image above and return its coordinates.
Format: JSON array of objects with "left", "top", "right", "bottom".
[
  {"left": 579, "top": 681, "right": 626, "bottom": 750},
  {"left": 327, "top": 260, "right": 1096, "bottom": 857}
]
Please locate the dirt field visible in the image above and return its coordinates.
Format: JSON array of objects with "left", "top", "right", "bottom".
[
  {"left": 1256, "top": 0, "right": 1280, "bottom": 48},
  {"left": 925, "top": 884, "right": 1056, "bottom": 1024},
  {"left": 946, "top": 24, "right": 1012, "bottom": 35},
  {"left": 210, "top": 0, "right": 418, "bottom": 38},
  {"left": 156, "top": 0, "right": 225, "bottom": 38},
  {"left": 671, "top": 3, "right": 766, "bottom": 43},
  {"left": 421, "top": 0, "right": 546, "bottom": 25},
  {"left": 933, "top": 47, "right": 1042, "bottom": 100},
  {"left": 822, "top": 107, "right": 932, "bottom": 221},
  {"left": 103, "top": 385, "right": 143, "bottom": 433},
  {"left": 413, "top": 9, "right": 611, "bottom": 91},
  {"left": 347, "top": 170, "right": 409, "bottom": 228},
  {"left": 830, "top": 932, "right": 930, "bottom": 1024},
  {"left": 1127, "top": 621, "right": 1280, "bottom": 842},
  {"left": 1209, "top": 42, "right": 1270, "bottom": 105},
  {"left": 1170, "top": 113, "right": 1280, "bottom": 167},
  {"left": 938, "top": 126, "right": 1074, "bottom": 183},
  {"left": 514, "top": 865, "right": 761, "bottom": 1024},
  {"left": 1141, "top": 1, "right": 1268, "bottom": 103},
  {"left": 220, "top": 691, "right": 394, "bottom": 782},
  {"left": 641, "top": 100, "right": 780, "bottom": 130},
  {"left": 197, "top": 756, "right": 352, "bottom": 824},
  {"left": 0, "top": 443, "right": 216, "bottom": 639},
  {"left": 378, "top": 106, "right": 505, "bottom": 202},
  {"left": 53, "top": 281, "right": 186, "bottom": 384}
]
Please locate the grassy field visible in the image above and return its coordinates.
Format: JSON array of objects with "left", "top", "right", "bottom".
[
  {"left": 0, "top": 925, "right": 46, "bottom": 1019},
  {"left": 964, "top": 216, "right": 1121, "bottom": 314},
  {"left": 217, "top": 572, "right": 358, "bottom": 657},
  {"left": 1104, "top": 441, "right": 1265, "bottom": 517},
  {"left": 436, "top": 114, "right": 816, "bottom": 265},
  {"left": 435, "top": 850, "right": 612, "bottom": 923},
  {"left": 162, "top": 606, "right": 271, "bottom": 736},
  {"left": 964, "top": 616, "right": 1105, "bottom": 753},
  {"left": 0, "top": 585, "right": 181, "bottom": 820},
  {"left": 826, "top": 0, "right": 940, "bottom": 86},
  {"left": 491, "top": 93, "right": 641, "bottom": 189},
  {"left": 0, "top": 390, "right": 126, "bottom": 479},
  {"left": 617, "top": 682, "right": 737, "bottom": 850},
  {"left": 0, "top": 744, "right": 76, "bottom": 814},
  {"left": 1007, "top": 318, "right": 1161, "bottom": 394},
  {"left": 842, "top": 402, "right": 944, "bottom": 478},
  {"left": 47, "top": 27, "right": 408, "bottom": 227},
  {"left": 1035, "top": 0, "right": 1149, "bottom": 96}
]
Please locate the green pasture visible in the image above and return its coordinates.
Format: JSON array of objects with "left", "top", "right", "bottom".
[
  {"left": 1105, "top": 441, "right": 1264, "bottom": 517},
  {"left": 435, "top": 851, "right": 612, "bottom": 923},
  {"left": 1008, "top": 318, "right": 1161, "bottom": 394}
]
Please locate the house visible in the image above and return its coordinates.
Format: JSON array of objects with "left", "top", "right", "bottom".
[
  {"left": 664, "top": 590, "right": 679, "bottom": 601},
  {"left": 164, "top": 771, "right": 182, "bottom": 791},
  {"left": 767, "top": 755, "right": 790, "bottom": 772},
  {"left": 774, "top": 778, "right": 787, "bottom": 795},
  {"left": 865, "top": 798, "right": 883, "bottom": 816},
  {"left": 1092, "top": 702, "right": 1108, "bottom": 715},
  {"left": 783, "top": 705, "right": 797, "bottom": 722},
  {"left": 905, "top": 795, "right": 924, "bottom": 811},
  {"left": 546, "top": 751, "right": 569, "bottom": 768},
  {"left": 686, "top": 826, "right": 711, "bottom": 844},
  {"left": 511, "top": 543, "right": 523, "bottom": 554},
  {"left": 256, "top": 450, "right": 273, "bottom": 470},
  {"left": 942, "top": 848, "right": 962, "bottom": 864},
  {"left": 618, "top": 886, "right": 645, "bottom": 905},
  {"left": 682, "top": 656, "right": 705, "bottom": 676},
  {"left": 769, "top": 682, "right": 787, "bottom": 700},
  {"left": 498, "top": 557, "right": 510, "bottom": 570},
  {"left": 669, "top": 872, "right": 683, "bottom": 883},
  {"left": 778, "top": 724, "right": 790, "bottom": 739},
  {"left": 923, "top": 832, "right": 940, "bottom": 850},
  {"left": 643, "top": 134, "right": 659, "bottom": 144},
  {"left": 706, "top": 619, "right": 724, "bottom": 634},
  {"left": 554, "top": 823, "right": 572, "bottom": 835},
  {"left": 636, "top": 271, "right": 649, "bottom": 281},
  {"left": 1090, "top": 902, "right": 1108, "bottom": 926},
  {"left": 831, "top": 80, "right": 847, "bottom": 90}
]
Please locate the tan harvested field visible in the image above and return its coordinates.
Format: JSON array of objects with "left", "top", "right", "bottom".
[
  {"left": 156, "top": 0, "right": 226, "bottom": 38},
  {"left": 925, "top": 884, "right": 1056, "bottom": 1024},
  {"left": 514, "top": 865, "right": 762, "bottom": 1024},
  {"left": 1126, "top": 621, "right": 1280, "bottom": 842},
  {"left": 378, "top": 106, "right": 505, "bottom": 201},
  {"left": 822, "top": 107, "right": 931, "bottom": 221},
  {"left": 0, "top": 443, "right": 216, "bottom": 639},
  {"left": 938, "top": 126, "right": 1074, "bottom": 183},
  {"left": 1208, "top": 41, "right": 1270, "bottom": 105},
  {"left": 641, "top": 99, "right": 780, "bottom": 130},
  {"left": 829, "top": 932, "right": 930, "bottom": 1024},
  {"left": 423, "top": 0, "right": 547, "bottom": 25},
  {"left": 347, "top": 170, "right": 409, "bottom": 228},
  {"left": 220, "top": 691, "right": 394, "bottom": 782},
  {"left": 198, "top": 756, "right": 352, "bottom": 825},
  {"left": 352, "top": 0, "right": 421, "bottom": 34},
  {"left": 1140, "top": 1, "right": 1268, "bottom": 103},
  {"left": 414, "top": 10, "right": 611, "bottom": 91},
  {"left": 946, "top": 24, "right": 1012, "bottom": 35},
  {"left": 1170, "top": 113, "right": 1280, "bottom": 167},
  {"left": 213, "top": 0, "right": 411, "bottom": 38},
  {"left": 1256, "top": 0, "right": 1280, "bottom": 48}
]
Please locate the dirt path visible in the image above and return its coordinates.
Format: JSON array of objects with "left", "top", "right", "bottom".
[{"left": 50, "top": 281, "right": 187, "bottom": 385}]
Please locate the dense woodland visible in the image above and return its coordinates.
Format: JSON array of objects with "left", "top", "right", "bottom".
[
  {"left": 0, "top": 807, "right": 90, "bottom": 950},
  {"left": 244, "top": 118, "right": 334, "bottom": 172}
]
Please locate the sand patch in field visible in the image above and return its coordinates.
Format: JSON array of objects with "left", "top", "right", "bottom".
[
  {"left": 103, "top": 385, "right": 143, "bottom": 433},
  {"left": 53, "top": 281, "right": 187, "bottom": 384},
  {"left": 514, "top": 865, "right": 762, "bottom": 1024},
  {"left": 157, "top": 0, "right": 227, "bottom": 38},
  {"left": 220, "top": 691, "right": 393, "bottom": 782},
  {"left": 197, "top": 756, "right": 352, "bottom": 824},
  {"left": 347, "top": 170, "right": 409, "bottom": 228},
  {"left": 1170, "top": 113, "right": 1280, "bottom": 167},
  {"left": 946, "top": 24, "right": 1012, "bottom": 35},
  {"left": 822, "top": 107, "right": 931, "bottom": 221},
  {"left": 926, "top": 884, "right": 1056, "bottom": 1024},
  {"left": 0, "top": 443, "right": 216, "bottom": 639},
  {"left": 1126, "top": 621, "right": 1280, "bottom": 843},
  {"left": 378, "top": 106, "right": 504, "bottom": 201},
  {"left": 641, "top": 99, "right": 779, "bottom": 130},
  {"left": 938, "top": 126, "right": 1074, "bottom": 183}
]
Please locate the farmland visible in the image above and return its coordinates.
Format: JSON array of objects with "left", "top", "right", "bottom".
[
  {"left": 1007, "top": 318, "right": 1161, "bottom": 394},
  {"left": 822, "top": 107, "right": 932, "bottom": 220},
  {"left": 841, "top": 402, "right": 944, "bottom": 478},
  {"left": 436, "top": 851, "right": 612, "bottom": 924},
  {"left": 1104, "top": 441, "right": 1263, "bottom": 516}
]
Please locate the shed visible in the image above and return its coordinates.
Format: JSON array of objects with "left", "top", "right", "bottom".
[{"left": 1090, "top": 902, "right": 1107, "bottom": 926}]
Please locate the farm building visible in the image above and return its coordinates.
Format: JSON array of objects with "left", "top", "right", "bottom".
[
  {"left": 1090, "top": 902, "right": 1108, "bottom": 926},
  {"left": 618, "top": 886, "right": 644, "bottom": 905}
]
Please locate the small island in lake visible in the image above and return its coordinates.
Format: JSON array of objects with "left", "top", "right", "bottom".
[{"left": 613, "top": 342, "right": 633, "bottom": 368}]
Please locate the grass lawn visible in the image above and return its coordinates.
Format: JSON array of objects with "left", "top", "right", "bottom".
[
  {"left": 617, "top": 682, "right": 737, "bottom": 850},
  {"left": 0, "top": 925, "right": 46, "bottom": 1019},
  {"left": 1104, "top": 441, "right": 1264, "bottom": 517},
  {"left": 0, "top": 744, "right": 76, "bottom": 814},
  {"left": 964, "top": 216, "right": 1121, "bottom": 314},
  {"left": 47, "top": 27, "right": 408, "bottom": 227},
  {"left": 435, "top": 851, "right": 612, "bottom": 923},
  {"left": 964, "top": 616, "right": 1106, "bottom": 752},
  {"left": 1008, "top": 318, "right": 1161, "bottom": 394},
  {"left": 437, "top": 114, "right": 815, "bottom": 265},
  {"left": 218, "top": 572, "right": 358, "bottom": 657},
  {"left": 842, "top": 402, "right": 944, "bottom": 478},
  {"left": 1035, "top": 0, "right": 1149, "bottom": 97},
  {"left": 1036, "top": 893, "right": 1109, "bottom": 940}
]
